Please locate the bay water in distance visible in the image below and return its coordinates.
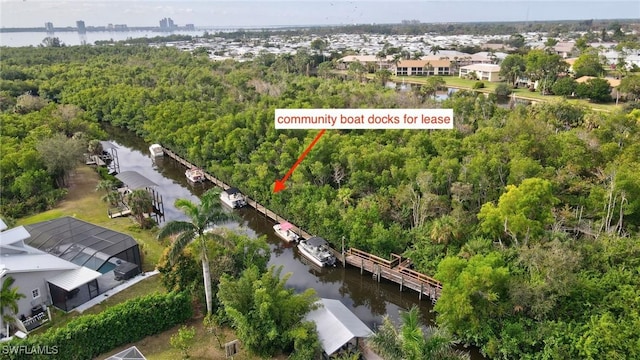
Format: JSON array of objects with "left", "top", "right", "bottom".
[{"left": 0, "top": 30, "right": 207, "bottom": 47}]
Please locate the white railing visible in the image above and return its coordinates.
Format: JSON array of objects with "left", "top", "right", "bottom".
[{"left": 21, "top": 311, "right": 49, "bottom": 331}]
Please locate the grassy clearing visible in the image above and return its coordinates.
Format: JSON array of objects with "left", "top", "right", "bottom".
[{"left": 17, "top": 166, "right": 165, "bottom": 271}]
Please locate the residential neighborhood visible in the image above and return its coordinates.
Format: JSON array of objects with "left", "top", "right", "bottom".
[
  {"left": 157, "top": 31, "right": 640, "bottom": 71},
  {"left": 145, "top": 26, "right": 640, "bottom": 103}
]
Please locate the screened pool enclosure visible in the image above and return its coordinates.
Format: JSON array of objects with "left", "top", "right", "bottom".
[{"left": 24, "top": 216, "right": 142, "bottom": 311}]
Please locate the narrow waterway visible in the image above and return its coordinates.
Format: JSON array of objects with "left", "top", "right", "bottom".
[{"left": 104, "top": 125, "right": 485, "bottom": 359}]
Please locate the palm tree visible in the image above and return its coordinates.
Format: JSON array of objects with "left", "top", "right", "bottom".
[
  {"left": 374, "top": 69, "right": 393, "bottom": 87},
  {"left": 96, "top": 179, "right": 121, "bottom": 207},
  {"left": 369, "top": 306, "right": 469, "bottom": 360},
  {"left": 157, "top": 188, "right": 233, "bottom": 315},
  {"left": 126, "top": 189, "right": 154, "bottom": 229},
  {"left": 0, "top": 276, "right": 26, "bottom": 335},
  {"left": 430, "top": 215, "right": 461, "bottom": 246}
]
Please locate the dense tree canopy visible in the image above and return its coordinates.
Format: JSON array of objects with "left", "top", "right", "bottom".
[
  {"left": 218, "top": 266, "right": 319, "bottom": 358},
  {"left": 572, "top": 48, "right": 605, "bottom": 78}
]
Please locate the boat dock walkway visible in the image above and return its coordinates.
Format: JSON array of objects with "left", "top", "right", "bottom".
[
  {"left": 345, "top": 248, "right": 443, "bottom": 303},
  {"left": 162, "top": 147, "right": 313, "bottom": 240},
  {"left": 108, "top": 207, "right": 132, "bottom": 219},
  {"left": 162, "top": 146, "right": 442, "bottom": 303},
  {"left": 85, "top": 154, "right": 107, "bottom": 167}
]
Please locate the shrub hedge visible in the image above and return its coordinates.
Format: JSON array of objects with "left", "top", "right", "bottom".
[{"left": 2, "top": 292, "right": 192, "bottom": 360}]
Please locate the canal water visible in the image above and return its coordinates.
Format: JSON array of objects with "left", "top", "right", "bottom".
[{"left": 104, "top": 125, "right": 485, "bottom": 359}]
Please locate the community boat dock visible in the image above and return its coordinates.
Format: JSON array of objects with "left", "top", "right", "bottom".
[
  {"left": 345, "top": 248, "right": 443, "bottom": 302},
  {"left": 161, "top": 145, "right": 442, "bottom": 302}
]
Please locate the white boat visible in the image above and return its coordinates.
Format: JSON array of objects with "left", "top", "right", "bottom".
[
  {"left": 185, "top": 168, "right": 205, "bottom": 183},
  {"left": 273, "top": 221, "right": 300, "bottom": 243},
  {"left": 219, "top": 187, "right": 247, "bottom": 208},
  {"left": 297, "top": 236, "right": 336, "bottom": 267},
  {"left": 149, "top": 144, "right": 164, "bottom": 157}
]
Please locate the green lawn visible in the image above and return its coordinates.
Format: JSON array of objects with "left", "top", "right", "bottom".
[{"left": 438, "top": 76, "right": 500, "bottom": 91}]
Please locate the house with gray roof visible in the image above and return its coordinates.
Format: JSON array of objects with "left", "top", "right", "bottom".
[{"left": 0, "top": 217, "right": 142, "bottom": 339}]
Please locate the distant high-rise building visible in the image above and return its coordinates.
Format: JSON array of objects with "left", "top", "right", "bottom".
[
  {"left": 45, "top": 22, "right": 54, "bottom": 32},
  {"left": 159, "top": 17, "right": 176, "bottom": 31},
  {"left": 185, "top": 24, "right": 195, "bottom": 31},
  {"left": 76, "top": 20, "right": 86, "bottom": 34}
]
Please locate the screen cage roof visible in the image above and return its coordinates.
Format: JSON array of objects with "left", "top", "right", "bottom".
[{"left": 24, "top": 217, "right": 138, "bottom": 272}]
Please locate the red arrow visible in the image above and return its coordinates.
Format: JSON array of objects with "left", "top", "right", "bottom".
[{"left": 273, "top": 129, "right": 326, "bottom": 193}]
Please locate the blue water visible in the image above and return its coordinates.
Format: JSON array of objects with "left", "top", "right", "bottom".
[
  {"left": 70, "top": 253, "right": 116, "bottom": 273},
  {"left": 98, "top": 262, "right": 117, "bottom": 274}
]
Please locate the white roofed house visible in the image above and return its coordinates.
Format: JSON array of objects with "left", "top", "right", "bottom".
[
  {"left": 337, "top": 55, "right": 394, "bottom": 71},
  {"left": 0, "top": 221, "right": 76, "bottom": 339},
  {"left": 0, "top": 217, "right": 144, "bottom": 339},
  {"left": 552, "top": 42, "right": 576, "bottom": 58},
  {"left": 466, "top": 51, "right": 508, "bottom": 65}
]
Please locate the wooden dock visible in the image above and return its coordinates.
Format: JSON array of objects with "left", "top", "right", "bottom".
[
  {"left": 345, "top": 248, "right": 443, "bottom": 303},
  {"left": 108, "top": 208, "right": 132, "bottom": 219},
  {"left": 162, "top": 147, "right": 313, "bottom": 241},
  {"left": 85, "top": 154, "right": 106, "bottom": 167},
  {"left": 161, "top": 146, "right": 443, "bottom": 301}
]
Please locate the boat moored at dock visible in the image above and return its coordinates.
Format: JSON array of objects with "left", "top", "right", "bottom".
[
  {"left": 149, "top": 144, "right": 164, "bottom": 157},
  {"left": 273, "top": 221, "right": 300, "bottom": 243},
  {"left": 220, "top": 187, "right": 247, "bottom": 208},
  {"left": 185, "top": 168, "right": 205, "bottom": 183},
  {"left": 297, "top": 236, "right": 336, "bottom": 267}
]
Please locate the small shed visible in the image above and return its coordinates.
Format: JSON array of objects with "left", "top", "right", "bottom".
[{"left": 305, "top": 298, "right": 373, "bottom": 357}]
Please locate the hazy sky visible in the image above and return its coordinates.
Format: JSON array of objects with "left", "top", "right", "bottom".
[{"left": 1, "top": 0, "right": 639, "bottom": 28}]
